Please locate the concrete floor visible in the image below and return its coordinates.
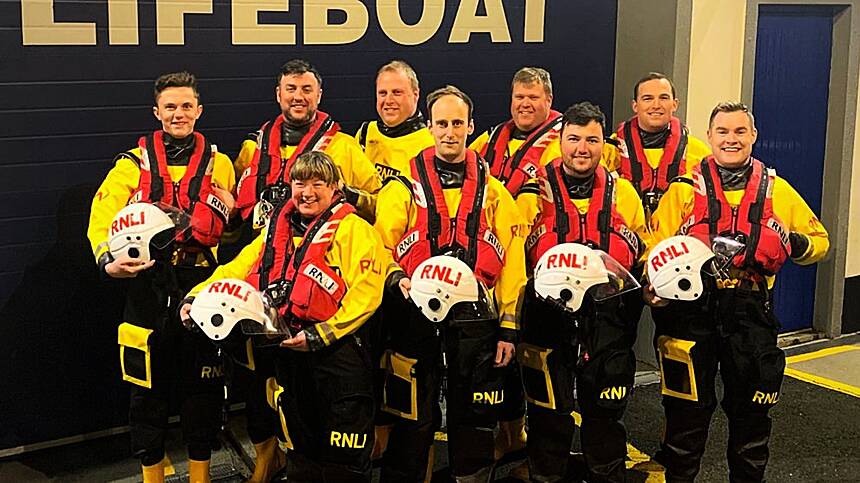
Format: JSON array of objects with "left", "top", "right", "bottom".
[{"left": 2, "top": 337, "right": 858, "bottom": 482}]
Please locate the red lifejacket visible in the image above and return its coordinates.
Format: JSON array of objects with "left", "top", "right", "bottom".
[
  {"left": 247, "top": 196, "right": 352, "bottom": 327},
  {"left": 394, "top": 148, "right": 505, "bottom": 287},
  {"left": 131, "top": 130, "right": 228, "bottom": 244},
  {"left": 236, "top": 111, "right": 340, "bottom": 219},
  {"left": 480, "top": 111, "right": 562, "bottom": 195},
  {"left": 526, "top": 161, "right": 641, "bottom": 271},
  {"left": 681, "top": 157, "right": 790, "bottom": 277},
  {"left": 616, "top": 116, "right": 688, "bottom": 196}
]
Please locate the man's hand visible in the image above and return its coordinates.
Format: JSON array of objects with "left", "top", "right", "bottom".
[
  {"left": 643, "top": 284, "right": 669, "bottom": 307},
  {"left": 398, "top": 277, "right": 411, "bottom": 300},
  {"left": 179, "top": 303, "right": 193, "bottom": 329},
  {"left": 495, "top": 341, "right": 515, "bottom": 368},
  {"left": 281, "top": 331, "right": 309, "bottom": 351},
  {"left": 105, "top": 257, "right": 155, "bottom": 278},
  {"left": 211, "top": 183, "right": 236, "bottom": 218}
]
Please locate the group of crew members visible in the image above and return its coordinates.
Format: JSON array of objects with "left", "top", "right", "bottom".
[{"left": 87, "top": 59, "right": 830, "bottom": 483}]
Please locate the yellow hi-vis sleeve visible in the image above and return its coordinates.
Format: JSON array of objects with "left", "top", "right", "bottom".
[
  {"left": 88, "top": 152, "right": 141, "bottom": 261},
  {"left": 187, "top": 232, "right": 266, "bottom": 297}
]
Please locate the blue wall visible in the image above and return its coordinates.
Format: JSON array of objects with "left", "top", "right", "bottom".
[{"left": 0, "top": 0, "right": 618, "bottom": 450}]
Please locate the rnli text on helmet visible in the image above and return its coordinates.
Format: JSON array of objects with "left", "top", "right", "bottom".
[
  {"left": 650, "top": 242, "right": 691, "bottom": 272},
  {"left": 419, "top": 264, "right": 463, "bottom": 287},
  {"left": 206, "top": 281, "right": 252, "bottom": 302},
  {"left": 111, "top": 210, "right": 146, "bottom": 236},
  {"left": 545, "top": 252, "right": 589, "bottom": 270}
]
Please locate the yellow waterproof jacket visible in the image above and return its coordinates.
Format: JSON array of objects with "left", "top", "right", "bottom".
[
  {"left": 188, "top": 212, "right": 389, "bottom": 346},
  {"left": 518, "top": 170, "right": 651, "bottom": 268},
  {"left": 87, "top": 144, "right": 235, "bottom": 265},
  {"left": 356, "top": 121, "right": 434, "bottom": 179},
  {"left": 235, "top": 131, "right": 382, "bottom": 220},
  {"left": 650, "top": 174, "right": 829, "bottom": 288},
  {"left": 374, "top": 172, "right": 528, "bottom": 330},
  {"left": 601, "top": 131, "right": 710, "bottom": 178},
  {"left": 469, "top": 130, "right": 561, "bottom": 185}
]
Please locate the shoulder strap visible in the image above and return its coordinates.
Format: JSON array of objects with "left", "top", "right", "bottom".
[{"left": 358, "top": 121, "right": 370, "bottom": 148}]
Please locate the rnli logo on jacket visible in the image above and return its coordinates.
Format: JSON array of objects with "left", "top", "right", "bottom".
[
  {"left": 483, "top": 230, "right": 505, "bottom": 259},
  {"left": 599, "top": 386, "right": 628, "bottom": 400},
  {"left": 473, "top": 390, "right": 504, "bottom": 405},
  {"left": 330, "top": 431, "right": 367, "bottom": 449},
  {"left": 207, "top": 280, "right": 253, "bottom": 301},
  {"left": 111, "top": 210, "right": 145, "bottom": 236},
  {"left": 304, "top": 263, "right": 339, "bottom": 295},
  {"left": 521, "top": 162, "right": 538, "bottom": 179},
  {"left": 617, "top": 224, "right": 639, "bottom": 253},
  {"left": 396, "top": 230, "right": 419, "bottom": 258},
  {"left": 206, "top": 193, "right": 231, "bottom": 220},
  {"left": 766, "top": 218, "right": 790, "bottom": 247},
  {"left": 650, "top": 241, "right": 690, "bottom": 273},
  {"left": 375, "top": 163, "right": 399, "bottom": 179},
  {"left": 525, "top": 224, "right": 546, "bottom": 251}
]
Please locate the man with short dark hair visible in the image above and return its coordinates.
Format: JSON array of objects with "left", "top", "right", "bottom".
[
  {"left": 374, "top": 85, "right": 527, "bottom": 482},
  {"left": 235, "top": 59, "right": 381, "bottom": 223},
  {"left": 357, "top": 60, "right": 434, "bottom": 179},
  {"left": 87, "top": 71, "right": 236, "bottom": 483},
  {"left": 518, "top": 102, "right": 648, "bottom": 481},
  {"left": 183, "top": 151, "right": 389, "bottom": 482},
  {"left": 605, "top": 72, "right": 710, "bottom": 217},
  {"left": 645, "top": 102, "right": 829, "bottom": 482},
  {"left": 231, "top": 59, "right": 383, "bottom": 481}
]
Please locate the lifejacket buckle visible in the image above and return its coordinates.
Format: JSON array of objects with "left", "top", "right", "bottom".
[
  {"left": 643, "top": 191, "right": 660, "bottom": 213},
  {"left": 264, "top": 281, "right": 293, "bottom": 307}
]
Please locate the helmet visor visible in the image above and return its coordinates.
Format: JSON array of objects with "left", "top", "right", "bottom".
[
  {"left": 590, "top": 250, "right": 642, "bottom": 302},
  {"left": 448, "top": 282, "right": 499, "bottom": 323},
  {"left": 704, "top": 235, "right": 746, "bottom": 276},
  {"left": 240, "top": 291, "right": 292, "bottom": 338},
  {"left": 151, "top": 202, "right": 192, "bottom": 250}
]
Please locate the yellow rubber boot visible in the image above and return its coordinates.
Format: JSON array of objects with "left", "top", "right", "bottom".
[
  {"left": 247, "top": 437, "right": 286, "bottom": 483},
  {"left": 424, "top": 444, "right": 435, "bottom": 483},
  {"left": 141, "top": 459, "right": 165, "bottom": 483},
  {"left": 188, "top": 458, "right": 211, "bottom": 483},
  {"left": 494, "top": 416, "right": 527, "bottom": 460}
]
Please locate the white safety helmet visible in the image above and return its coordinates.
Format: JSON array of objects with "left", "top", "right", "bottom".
[
  {"left": 410, "top": 256, "right": 480, "bottom": 322},
  {"left": 533, "top": 243, "right": 609, "bottom": 312},
  {"left": 190, "top": 279, "right": 272, "bottom": 341},
  {"left": 108, "top": 203, "right": 176, "bottom": 262},
  {"left": 647, "top": 235, "right": 714, "bottom": 301}
]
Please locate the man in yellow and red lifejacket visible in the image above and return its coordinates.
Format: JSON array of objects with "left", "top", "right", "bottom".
[
  {"left": 374, "top": 85, "right": 528, "bottom": 482},
  {"left": 603, "top": 72, "right": 710, "bottom": 217},
  {"left": 182, "top": 151, "right": 389, "bottom": 482},
  {"left": 231, "top": 59, "right": 383, "bottom": 481},
  {"left": 356, "top": 60, "right": 435, "bottom": 180},
  {"left": 235, "top": 59, "right": 381, "bottom": 224},
  {"left": 87, "top": 71, "right": 236, "bottom": 483},
  {"left": 518, "top": 102, "right": 649, "bottom": 481},
  {"left": 645, "top": 102, "right": 829, "bottom": 482},
  {"left": 468, "top": 66, "right": 562, "bottom": 464}
]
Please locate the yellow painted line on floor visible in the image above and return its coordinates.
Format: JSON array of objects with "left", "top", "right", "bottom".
[
  {"left": 574, "top": 410, "right": 665, "bottom": 481},
  {"left": 784, "top": 367, "right": 860, "bottom": 398},
  {"left": 785, "top": 344, "right": 860, "bottom": 364},
  {"left": 164, "top": 455, "right": 175, "bottom": 476}
]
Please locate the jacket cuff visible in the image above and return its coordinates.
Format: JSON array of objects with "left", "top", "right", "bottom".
[
  {"left": 498, "top": 327, "right": 518, "bottom": 344},
  {"left": 303, "top": 326, "right": 327, "bottom": 351},
  {"left": 385, "top": 270, "right": 408, "bottom": 296},
  {"left": 97, "top": 251, "right": 114, "bottom": 280}
]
